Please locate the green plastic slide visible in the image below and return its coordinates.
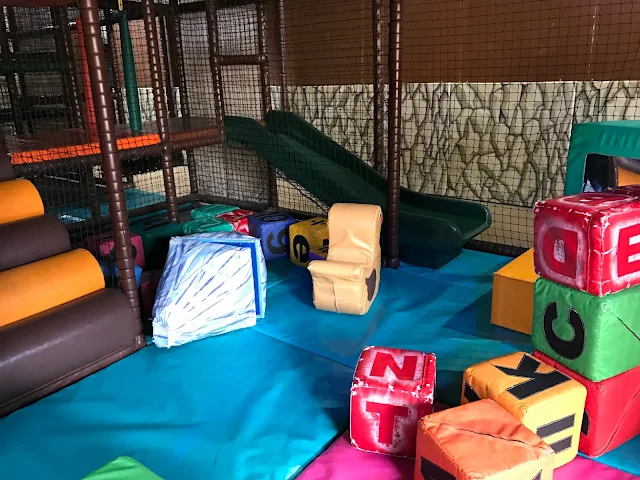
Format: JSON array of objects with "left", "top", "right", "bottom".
[{"left": 225, "top": 111, "right": 491, "bottom": 268}]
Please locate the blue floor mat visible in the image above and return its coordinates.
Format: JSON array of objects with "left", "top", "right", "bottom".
[
  {"left": 0, "top": 329, "right": 352, "bottom": 480},
  {"left": 1, "top": 249, "right": 638, "bottom": 478},
  {"left": 255, "top": 252, "right": 531, "bottom": 406}
]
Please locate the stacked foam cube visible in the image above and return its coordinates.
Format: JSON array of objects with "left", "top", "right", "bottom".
[
  {"left": 349, "top": 347, "right": 559, "bottom": 479},
  {"left": 530, "top": 191, "right": 640, "bottom": 458}
]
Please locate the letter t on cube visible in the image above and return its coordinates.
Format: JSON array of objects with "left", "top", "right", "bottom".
[{"left": 350, "top": 346, "right": 436, "bottom": 457}]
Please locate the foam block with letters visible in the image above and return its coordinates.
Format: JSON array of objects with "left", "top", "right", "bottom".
[
  {"left": 491, "top": 248, "right": 538, "bottom": 334},
  {"left": 534, "top": 192, "right": 640, "bottom": 295},
  {"left": 350, "top": 346, "right": 436, "bottom": 457},
  {"left": 130, "top": 216, "right": 184, "bottom": 270},
  {"left": 84, "top": 231, "right": 146, "bottom": 269},
  {"left": 289, "top": 217, "right": 329, "bottom": 267},
  {"left": 415, "top": 399, "right": 555, "bottom": 480},
  {"left": 462, "top": 351, "right": 586, "bottom": 467},
  {"left": 217, "top": 209, "right": 254, "bottom": 234},
  {"left": 248, "top": 211, "right": 297, "bottom": 260},
  {"left": 534, "top": 350, "right": 640, "bottom": 458},
  {"left": 532, "top": 277, "right": 640, "bottom": 382}
]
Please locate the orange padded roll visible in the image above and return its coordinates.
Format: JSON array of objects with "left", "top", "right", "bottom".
[
  {"left": 0, "top": 179, "right": 44, "bottom": 226},
  {"left": 0, "top": 249, "right": 104, "bottom": 327}
]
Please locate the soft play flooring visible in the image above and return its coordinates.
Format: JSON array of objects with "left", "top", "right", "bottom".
[{"left": 0, "top": 250, "right": 639, "bottom": 479}]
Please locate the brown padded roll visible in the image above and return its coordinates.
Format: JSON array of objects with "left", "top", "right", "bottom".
[
  {"left": 0, "top": 214, "right": 71, "bottom": 272},
  {"left": 0, "top": 289, "right": 141, "bottom": 416}
]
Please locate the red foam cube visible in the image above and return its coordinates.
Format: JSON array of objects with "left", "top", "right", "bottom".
[
  {"left": 217, "top": 209, "right": 253, "bottom": 234},
  {"left": 84, "top": 231, "right": 146, "bottom": 269},
  {"left": 534, "top": 350, "right": 640, "bottom": 457},
  {"left": 350, "top": 346, "right": 436, "bottom": 457},
  {"left": 534, "top": 192, "right": 640, "bottom": 295},
  {"left": 139, "top": 270, "right": 163, "bottom": 316},
  {"left": 609, "top": 184, "right": 640, "bottom": 197}
]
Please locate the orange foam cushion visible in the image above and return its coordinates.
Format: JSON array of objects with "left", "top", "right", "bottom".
[
  {"left": 415, "top": 398, "right": 555, "bottom": 479},
  {"left": 0, "top": 179, "right": 44, "bottom": 226},
  {"left": 0, "top": 249, "right": 105, "bottom": 327}
]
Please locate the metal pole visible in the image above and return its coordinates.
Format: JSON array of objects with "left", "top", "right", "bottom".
[
  {"left": 78, "top": 0, "right": 142, "bottom": 323},
  {"left": 275, "top": 0, "right": 287, "bottom": 109},
  {"left": 0, "top": 7, "right": 23, "bottom": 135},
  {"left": 7, "top": 8, "right": 33, "bottom": 133},
  {"left": 204, "top": 0, "right": 225, "bottom": 136},
  {"left": 386, "top": 0, "right": 402, "bottom": 269},
  {"left": 142, "top": 0, "right": 180, "bottom": 222},
  {"left": 169, "top": 0, "right": 199, "bottom": 195},
  {"left": 55, "top": 5, "right": 85, "bottom": 129},
  {"left": 104, "top": 7, "right": 127, "bottom": 125},
  {"left": 257, "top": 0, "right": 278, "bottom": 208},
  {"left": 372, "top": 0, "right": 384, "bottom": 174},
  {"left": 159, "top": 16, "right": 176, "bottom": 117}
]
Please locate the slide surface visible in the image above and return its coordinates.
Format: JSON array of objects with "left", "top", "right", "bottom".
[{"left": 225, "top": 111, "right": 491, "bottom": 268}]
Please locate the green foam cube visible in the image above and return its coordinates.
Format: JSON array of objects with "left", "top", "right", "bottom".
[
  {"left": 130, "top": 217, "right": 184, "bottom": 270},
  {"left": 191, "top": 203, "right": 237, "bottom": 220},
  {"left": 83, "top": 456, "right": 162, "bottom": 479},
  {"left": 532, "top": 277, "right": 640, "bottom": 382},
  {"left": 182, "top": 217, "right": 234, "bottom": 234}
]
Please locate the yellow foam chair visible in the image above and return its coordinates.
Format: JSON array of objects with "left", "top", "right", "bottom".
[
  {"left": 308, "top": 203, "right": 382, "bottom": 315},
  {"left": 491, "top": 248, "right": 538, "bottom": 334}
]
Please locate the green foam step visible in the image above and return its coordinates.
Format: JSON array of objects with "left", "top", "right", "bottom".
[
  {"left": 83, "top": 456, "right": 162, "bottom": 479},
  {"left": 191, "top": 204, "right": 238, "bottom": 220},
  {"left": 131, "top": 217, "right": 184, "bottom": 270},
  {"left": 532, "top": 277, "right": 640, "bottom": 382},
  {"left": 182, "top": 218, "right": 234, "bottom": 234}
]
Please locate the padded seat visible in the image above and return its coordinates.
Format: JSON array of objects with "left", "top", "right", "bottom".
[
  {"left": 308, "top": 203, "right": 383, "bottom": 315},
  {"left": 0, "top": 289, "right": 143, "bottom": 417}
]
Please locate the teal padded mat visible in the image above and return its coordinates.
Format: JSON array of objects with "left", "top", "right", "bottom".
[
  {"left": 0, "top": 250, "right": 638, "bottom": 478},
  {"left": 0, "top": 329, "right": 352, "bottom": 480},
  {"left": 256, "top": 251, "right": 531, "bottom": 406}
]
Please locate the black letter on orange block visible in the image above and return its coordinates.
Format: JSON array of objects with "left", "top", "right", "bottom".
[
  {"left": 420, "top": 457, "right": 455, "bottom": 480},
  {"left": 365, "top": 402, "right": 408, "bottom": 444},
  {"left": 543, "top": 302, "right": 585, "bottom": 360},
  {"left": 463, "top": 382, "right": 480, "bottom": 403},
  {"left": 494, "top": 354, "right": 570, "bottom": 400},
  {"left": 537, "top": 414, "right": 575, "bottom": 454},
  {"left": 369, "top": 352, "right": 418, "bottom": 380}
]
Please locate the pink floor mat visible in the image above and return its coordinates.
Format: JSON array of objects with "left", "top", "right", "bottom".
[{"left": 299, "top": 431, "right": 639, "bottom": 480}]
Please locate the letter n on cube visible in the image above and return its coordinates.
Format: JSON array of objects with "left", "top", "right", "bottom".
[{"left": 350, "top": 346, "right": 436, "bottom": 457}]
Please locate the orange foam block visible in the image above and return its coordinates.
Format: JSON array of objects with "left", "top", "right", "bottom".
[
  {"left": 414, "top": 399, "right": 555, "bottom": 480},
  {"left": 491, "top": 248, "right": 538, "bottom": 334},
  {"left": 0, "top": 249, "right": 104, "bottom": 327},
  {"left": 0, "top": 179, "right": 44, "bottom": 226}
]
